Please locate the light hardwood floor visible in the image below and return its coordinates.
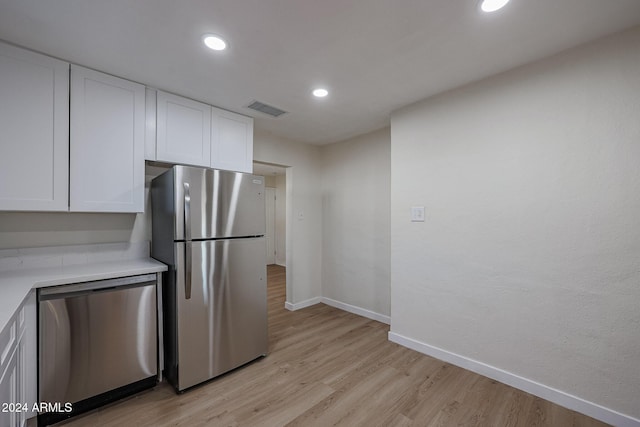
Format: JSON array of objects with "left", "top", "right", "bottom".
[{"left": 60, "top": 265, "right": 608, "bottom": 426}]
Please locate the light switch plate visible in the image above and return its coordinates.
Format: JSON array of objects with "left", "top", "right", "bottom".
[{"left": 411, "top": 206, "right": 425, "bottom": 222}]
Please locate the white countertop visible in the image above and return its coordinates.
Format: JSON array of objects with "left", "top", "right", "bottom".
[{"left": 0, "top": 258, "right": 167, "bottom": 334}]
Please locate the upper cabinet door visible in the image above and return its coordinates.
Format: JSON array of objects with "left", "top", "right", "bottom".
[
  {"left": 211, "top": 107, "right": 254, "bottom": 173},
  {"left": 156, "top": 91, "right": 211, "bottom": 167},
  {"left": 70, "top": 65, "right": 145, "bottom": 212},
  {"left": 144, "top": 88, "right": 157, "bottom": 161},
  {"left": 0, "top": 42, "right": 69, "bottom": 211}
]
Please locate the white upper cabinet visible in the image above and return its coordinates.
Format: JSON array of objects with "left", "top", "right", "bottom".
[
  {"left": 0, "top": 42, "right": 69, "bottom": 211},
  {"left": 156, "top": 91, "right": 211, "bottom": 167},
  {"left": 144, "top": 88, "right": 157, "bottom": 161},
  {"left": 145, "top": 90, "right": 253, "bottom": 172},
  {"left": 211, "top": 107, "right": 254, "bottom": 173},
  {"left": 70, "top": 65, "right": 145, "bottom": 212}
]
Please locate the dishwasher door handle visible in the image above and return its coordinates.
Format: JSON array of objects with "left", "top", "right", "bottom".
[{"left": 39, "top": 273, "right": 157, "bottom": 299}]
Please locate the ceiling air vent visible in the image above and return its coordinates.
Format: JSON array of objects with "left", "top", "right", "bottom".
[{"left": 246, "top": 100, "right": 288, "bottom": 118}]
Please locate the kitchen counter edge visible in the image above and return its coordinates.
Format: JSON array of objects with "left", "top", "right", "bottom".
[{"left": 0, "top": 258, "right": 168, "bottom": 334}]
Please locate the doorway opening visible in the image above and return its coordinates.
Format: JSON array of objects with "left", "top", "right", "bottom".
[{"left": 253, "top": 161, "right": 289, "bottom": 303}]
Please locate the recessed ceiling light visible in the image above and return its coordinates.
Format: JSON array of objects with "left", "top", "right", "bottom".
[
  {"left": 480, "top": 0, "right": 510, "bottom": 12},
  {"left": 203, "top": 34, "right": 227, "bottom": 51},
  {"left": 312, "top": 88, "right": 328, "bottom": 98}
]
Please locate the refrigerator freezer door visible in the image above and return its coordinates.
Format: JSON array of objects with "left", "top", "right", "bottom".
[
  {"left": 175, "top": 238, "right": 267, "bottom": 391},
  {"left": 173, "top": 165, "right": 265, "bottom": 240}
]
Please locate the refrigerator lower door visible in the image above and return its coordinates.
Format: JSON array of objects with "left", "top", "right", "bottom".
[{"left": 175, "top": 238, "right": 267, "bottom": 391}]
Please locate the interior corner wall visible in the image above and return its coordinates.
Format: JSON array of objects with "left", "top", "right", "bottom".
[
  {"left": 320, "top": 127, "right": 391, "bottom": 318},
  {"left": 253, "top": 130, "right": 322, "bottom": 305},
  {"left": 390, "top": 26, "right": 640, "bottom": 421}
]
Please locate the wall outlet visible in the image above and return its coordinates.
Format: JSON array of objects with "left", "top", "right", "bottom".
[{"left": 411, "top": 206, "right": 425, "bottom": 222}]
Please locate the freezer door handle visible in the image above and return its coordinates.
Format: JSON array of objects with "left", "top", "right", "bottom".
[
  {"left": 183, "top": 182, "right": 192, "bottom": 241},
  {"left": 184, "top": 182, "right": 192, "bottom": 299}
]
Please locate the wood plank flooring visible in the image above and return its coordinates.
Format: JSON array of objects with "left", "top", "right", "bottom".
[{"left": 60, "top": 265, "right": 608, "bottom": 426}]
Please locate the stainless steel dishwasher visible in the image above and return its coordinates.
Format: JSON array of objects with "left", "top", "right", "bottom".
[{"left": 38, "top": 274, "right": 158, "bottom": 426}]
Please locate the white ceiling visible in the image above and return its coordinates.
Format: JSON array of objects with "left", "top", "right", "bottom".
[
  {"left": 253, "top": 162, "right": 286, "bottom": 177},
  {"left": 1, "top": 1, "right": 639, "bottom": 145}
]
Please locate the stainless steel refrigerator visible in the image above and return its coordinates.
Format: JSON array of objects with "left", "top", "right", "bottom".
[{"left": 151, "top": 165, "right": 267, "bottom": 392}]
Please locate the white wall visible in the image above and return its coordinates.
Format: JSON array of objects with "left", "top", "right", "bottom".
[
  {"left": 0, "top": 166, "right": 164, "bottom": 249},
  {"left": 390, "top": 26, "right": 640, "bottom": 423},
  {"left": 321, "top": 128, "right": 390, "bottom": 318},
  {"left": 253, "top": 130, "right": 322, "bottom": 305}
]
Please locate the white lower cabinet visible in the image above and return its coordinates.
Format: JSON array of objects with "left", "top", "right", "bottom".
[
  {"left": 0, "top": 292, "right": 36, "bottom": 427},
  {"left": 0, "top": 349, "right": 18, "bottom": 427},
  {"left": 70, "top": 65, "right": 146, "bottom": 212}
]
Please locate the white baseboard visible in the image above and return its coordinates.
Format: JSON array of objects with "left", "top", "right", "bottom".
[
  {"left": 284, "top": 297, "right": 321, "bottom": 311},
  {"left": 388, "top": 332, "right": 640, "bottom": 427},
  {"left": 321, "top": 297, "right": 390, "bottom": 324},
  {"left": 283, "top": 296, "right": 390, "bottom": 325}
]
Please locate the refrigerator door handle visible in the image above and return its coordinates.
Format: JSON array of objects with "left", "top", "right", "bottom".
[
  {"left": 184, "top": 243, "right": 192, "bottom": 299},
  {"left": 184, "top": 182, "right": 192, "bottom": 299}
]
